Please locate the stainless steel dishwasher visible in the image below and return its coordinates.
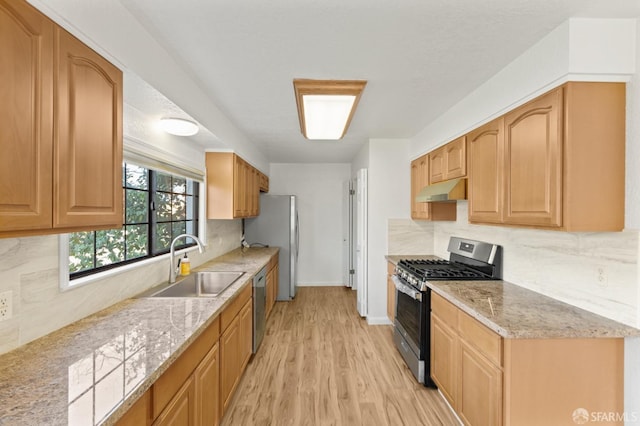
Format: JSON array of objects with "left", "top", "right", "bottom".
[{"left": 253, "top": 266, "right": 267, "bottom": 353}]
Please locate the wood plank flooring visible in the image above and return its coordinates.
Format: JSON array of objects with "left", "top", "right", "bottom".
[{"left": 221, "top": 287, "right": 459, "bottom": 426}]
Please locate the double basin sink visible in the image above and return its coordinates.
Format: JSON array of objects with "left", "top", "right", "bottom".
[{"left": 143, "top": 270, "right": 245, "bottom": 298}]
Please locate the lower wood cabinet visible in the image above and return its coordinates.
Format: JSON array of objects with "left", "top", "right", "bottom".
[
  {"left": 115, "top": 390, "right": 151, "bottom": 426},
  {"left": 219, "top": 285, "right": 253, "bottom": 415},
  {"left": 458, "top": 340, "right": 502, "bottom": 426},
  {"left": 195, "top": 342, "right": 220, "bottom": 426},
  {"left": 153, "top": 376, "right": 196, "bottom": 426},
  {"left": 266, "top": 255, "right": 279, "bottom": 318},
  {"left": 431, "top": 292, "right": 624, "bottom": 426},
  {"left": 386, "top": 262, "right": 396, "bottom": 322},
  {"left": 220, "top": 314, "right": 241, "bottom": 414},
  {"left": 117, "top": 281, "right": 257, "bottom": 426}
]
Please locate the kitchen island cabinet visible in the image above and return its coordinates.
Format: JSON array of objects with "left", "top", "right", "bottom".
[{"left": 0, "top": 0, "right": 123, "bottom": 238}]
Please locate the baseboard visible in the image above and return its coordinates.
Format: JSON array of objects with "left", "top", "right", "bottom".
[
  {"left": 366, "top": 316, "right": 393, "bottom": 325},
  {"left": 297, "top": 282, "right": 346, "bottom": 287}
]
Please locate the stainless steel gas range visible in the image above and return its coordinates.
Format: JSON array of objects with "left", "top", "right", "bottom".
[{"left": 392, "top": 237, "right": 502, "bottom": 386}]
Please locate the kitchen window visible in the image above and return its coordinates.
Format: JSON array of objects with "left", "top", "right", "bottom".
[{"left": 66, "top": 162, "right": 200, "bottom": 280}]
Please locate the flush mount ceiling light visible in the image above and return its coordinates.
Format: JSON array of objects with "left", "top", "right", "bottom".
[
  {"left": 159, "top": 117, "right": 199, "bottom": 136},
  {"left": 293, "top": 79, "right": 367, "bottom": 140}
]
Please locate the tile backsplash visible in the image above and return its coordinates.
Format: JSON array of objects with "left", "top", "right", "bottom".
[
  {"left": 0, "top": 220, "right": 242, "bottom": 355},
  {"left": 389, "top": 201, "right": 639, "bottom": 327}
]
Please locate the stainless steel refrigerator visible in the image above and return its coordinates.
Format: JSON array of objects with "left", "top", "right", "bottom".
[{"left": 244, "top": 194, "right": 299, "bottom": 300}]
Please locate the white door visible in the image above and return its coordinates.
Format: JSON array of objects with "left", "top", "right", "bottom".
[
  {"left": 342, "top": 180, "right": 353, "bottom": 288},
  {"left": 355, "top": 169, "right": 368, "bottom": 317}
]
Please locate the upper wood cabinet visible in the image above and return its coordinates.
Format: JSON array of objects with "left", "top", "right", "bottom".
[
  {"left": 410, "top": 154, "right": 457, "bottom": 221},
  {"left": 0, "top": 0, "right": 123, "bottom": 238},
  {"left": 468, "top": 118, "right": 504, "bottom": 224},
  {"left": 54, "top": 27, "right": 123, "bottom": 229},
  {"left": 468, "top": 82, "right": 625, "bottom": 231},
  {"left": 503, "top": 88, "right": 562, "bottom": 227},
  {"left": 429, "top": 136, "right": 467, "bottom": 184},
  {"left": 258, "top": 170, "right": 269, "bottom": 193},
  {"left": 410, "top": 155, "right": 429, "bottom": 219},
  {"left": 206, "top": 152, "right": 264, "bottom": 219}
]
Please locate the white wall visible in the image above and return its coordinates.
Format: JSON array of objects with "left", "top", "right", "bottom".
[
  {"left": 269, "top": 164, "right": 352, "bottom": 286},
  {"left": 353, "top": 139, "right": 410, "bottom": 324}
]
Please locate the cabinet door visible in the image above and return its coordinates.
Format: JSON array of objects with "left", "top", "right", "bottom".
[
  {"left": 116, "top": 390, "right": 151, "bottom": 426},
  {"left": 444, "top": 136, "right": 467, "bottom": 180},
  {"left": 429, "top": 147, "right": 445, "bottom": 184},
  {"left": 431, "top": 315, "right": 458, "bottom": 409},
  {"left": 458, "top": 340, "right": 502, "bottom": 426},
  {"left": 386, "top": 276, "right": 396, "bottom": 322},
  {"left": 503, "top": 88, "right": 562, "bottom": 227},
  {"left": 153, "top": 376, "right": 196, "bottom": 426},
  {"left": 239, "top": 299, "right": 253, "bottom": 372},
  {"left": 220, "top": 315, "right": 241, "bottom": 414},
  {"left": 468, "top": 118, "right": 504, "bottom": 224},
  {"left": 0, "top": 0, "right": 54, "bottom": 233},
  {"left": 54, "top": 27, "right": 123, "bottom": 229},
  {"left": 411, "top": 155, "right": 430, "bottom": 220},
  {"left": 195, "top": 342, "right": 220, "bottom": 426},
  {"left": 266, "top": 267, "right": 275, "bottom": 317},
  {"left": 233, "top": 156, "right": 245, "bottom": 217},
  {"left": 410, "top": 158, "right": 421, "bottom": 219}
]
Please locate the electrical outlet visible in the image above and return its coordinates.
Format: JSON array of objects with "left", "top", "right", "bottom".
[
  {"left": 0, "top": 291, "right": 12, "bottom": 321},
  {"left": 596, "top": 266, "right": 608, "bottom": 287}
]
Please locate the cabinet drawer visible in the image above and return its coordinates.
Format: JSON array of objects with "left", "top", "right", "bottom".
[
  {"left": 431, "top": 292, "right": 458, "bottom": 330},
  {"left": 153, "top": 316, "right": 219, "bottom": 419},
  {"left": 458, "top": 310, "right": 502, "bottom": 366},
  {"left": 220, "top": 284, "right": 252, "bottom": 332}
]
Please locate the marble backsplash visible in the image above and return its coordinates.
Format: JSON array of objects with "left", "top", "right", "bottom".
[
  {"left": 0, "top": 220, "right": 242, "bottom": 355},
  {"left": 389, "top": 201, "right": 639, "bottom": 328}
]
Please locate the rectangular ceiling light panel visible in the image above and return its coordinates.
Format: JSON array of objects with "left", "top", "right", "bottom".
[{"left": 293, "top": 79, "right": 367, "bottom": 140}]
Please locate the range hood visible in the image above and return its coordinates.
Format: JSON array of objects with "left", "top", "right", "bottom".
[{"left": 415, "top": 178, "right": 466, "bottom": 202}]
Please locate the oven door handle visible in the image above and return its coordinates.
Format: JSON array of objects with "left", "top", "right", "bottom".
[{"left": 392, "top": 275, "right": 422, "bottom": 302}]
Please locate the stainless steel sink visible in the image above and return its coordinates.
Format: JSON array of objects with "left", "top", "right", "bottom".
[{"left": 147, "top": 271, "right": 245, "bottom": 298}]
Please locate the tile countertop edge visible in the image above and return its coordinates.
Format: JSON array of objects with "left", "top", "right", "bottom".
[{"left": 0, "top": 246, "right": 278, "bottom": 426}]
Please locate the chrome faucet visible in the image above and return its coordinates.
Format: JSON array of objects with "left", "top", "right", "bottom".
[{"left": 169, "top": 234, "right": 205, "bottom": 284}]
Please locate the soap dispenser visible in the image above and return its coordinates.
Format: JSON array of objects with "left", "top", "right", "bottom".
[{"left": 180, "top": 253, "right": 191, "bottom": 276}]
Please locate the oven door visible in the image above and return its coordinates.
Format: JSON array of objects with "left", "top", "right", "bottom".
[
  {"left": 395, "top": 287, "right": 422, "bottom": 355},
  {"left": 392, "top": 276, "right": 425, "bottom": 353}
]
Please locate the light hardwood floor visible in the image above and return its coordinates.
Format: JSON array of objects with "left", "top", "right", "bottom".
[{"left": 222, "top": 287, "right": 459, "bottom": 426}]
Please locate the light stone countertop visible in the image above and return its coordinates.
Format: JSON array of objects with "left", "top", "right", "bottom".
[
  {"left": 0, "top": 246, "right": 278, "bottom": 426},
  {"left": 385, "top": 254, "right": 640, "bottom": 339}
]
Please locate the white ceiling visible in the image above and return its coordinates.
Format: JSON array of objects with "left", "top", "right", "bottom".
[{"left": 120, "top": 0, "right": 640, "bottom": 163}]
